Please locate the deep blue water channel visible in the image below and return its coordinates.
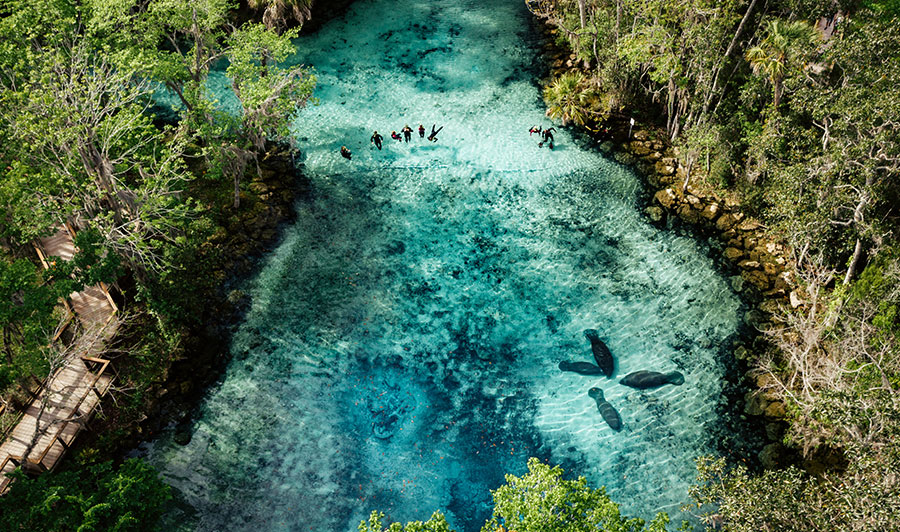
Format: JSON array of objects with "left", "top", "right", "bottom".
[{"left": 142, "top": 0, "right": 744, "bottom": 529}]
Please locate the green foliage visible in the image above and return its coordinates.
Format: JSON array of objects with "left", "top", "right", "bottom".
[
  {"left": 359, "top": 511, "right": 453, "bottom": 532},
  {"left": 690, "top": 456, "right": 900, "bottom": 532},
  {"left": 361, "top": 459, "right": 671, "bottom": 532},
  {"left": 0, "top": 459, "right": 171, "bottom": 532},
  {"left": 543, "top": 72, "right": 598, "bottom": 126},
  {"left": 482, "top": 458, "right": 670, "bottom": 532}
]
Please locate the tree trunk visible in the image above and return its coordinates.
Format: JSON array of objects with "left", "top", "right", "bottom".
[
  {"left": 705, "top": 0, "right": 759, "bottom": 114},
  {"left": 577, "top": 0, "right": 586, "bottom": 29},
  {"left": 773, "top": 77, "right": 783, "bottom": 108},
  {"left": 843, "top": 238, "right": 864, "bottom": 285}
]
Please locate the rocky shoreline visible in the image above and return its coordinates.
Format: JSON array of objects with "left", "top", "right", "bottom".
[
  {"left": 115, "top": 143, "right": 307, "bottom": 450},
  {"left": 536, "top": 24, "right": 798, "bottom": 468}
]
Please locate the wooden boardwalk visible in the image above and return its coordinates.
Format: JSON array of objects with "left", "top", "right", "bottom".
[{"left": 0, "top": 225, "right": 117, "bottom": 493}]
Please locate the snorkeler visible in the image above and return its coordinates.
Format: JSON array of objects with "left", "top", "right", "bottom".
[
  {"left": 391, "top": 130, "right": 402, "bottom": 142},
  {"left": 402, "top": 125, "right": 413, "bottom": 142},
  {"left": 542, "top": 127, "right": 556, "bottom": 143},
  {"left": 371, "top": 130, "right": 383, "bottom": 150},
  {"left": 418, "top": 124, "right": 426, "bottom": 138},
  {"left": 529, "top": 125, "right": 542, "bottom": 136},
  {"left": 340, "top": 146, "right": 352, "bottom": 160},
  {"left": 428, "top": 124, "right": 443, "bottom": 142}
]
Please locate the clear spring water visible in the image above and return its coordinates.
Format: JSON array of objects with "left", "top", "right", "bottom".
[{"left": 141, "top": 0, "right": 745, "bottom": 529}]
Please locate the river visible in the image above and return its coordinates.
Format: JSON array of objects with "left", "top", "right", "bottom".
[{"left": 142, "top": 0, "right": 745, "bottom": 529}]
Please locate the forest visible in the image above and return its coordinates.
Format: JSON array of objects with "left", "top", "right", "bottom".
[{"left": 1, "top": 0, "right": 898, "bottom": 530}]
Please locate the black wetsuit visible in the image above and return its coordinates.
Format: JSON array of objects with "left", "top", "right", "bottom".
[
  {"left": 371, "top": 132, "right": 383, "bottom": 150},
  {"left": 402, "top": 127, "right": 413, "bottom": 142},
  {"left": 428, "top": 124, "right": 443, "bottom": 142},
  {"left": 391, "top": 132, "right": 402, "bottom": 142},
  {"left": 542, "top": 128, "right": 555, "bottom": 142},
  {"left": 341, "top": 147, "right": 352, "bottom": 160},
  {"left": 418, "top": 125, "right": 425, "bottom": 138}
]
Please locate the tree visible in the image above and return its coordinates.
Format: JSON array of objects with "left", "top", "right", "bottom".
[
  {"left": 222, "top": 23, "right": 316, "bottom": 207},
  {"left": 248, "top": 0, "right": 313, "bottom": 34},
  {"left": 358, "top": 511, "right": 453, "bottom": 532},
  {"left": 543, "top": 72, "right": 596, "bottom": 127},
  {"left": 745, "top": 19, "right": 817, "bottom": 108},
  {"left": 0, "top": 459, "right": 171, "bottom": 532},
  {"left": 482, "top": 458, "right": 670, "bottom": 532}
]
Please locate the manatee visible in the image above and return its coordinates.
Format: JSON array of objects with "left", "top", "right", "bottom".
[
  {"left": 583, "top": 329, "right": 614, "bottom": 378},
  {"left": 588, "top": 387, "right": 622, "bottom": 432},
  {"left": 620, "top": 370, "right": 685, "bottom": 389},
  {"left": 558, "top": 361, "right": 605, "bottom": 376}
]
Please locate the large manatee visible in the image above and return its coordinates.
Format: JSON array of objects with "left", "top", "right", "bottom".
[
  {"left": 588, "top": 387, "right": 622, "bottom": 432},
  {"left": 583, "top": 329, "right": 614, "bottom": 378},
  {"left": 620, "top": 370, "right": 685, "bottom": 389},
  {"left": 558, "top": 361, "right": 604, "bottom": 375}
]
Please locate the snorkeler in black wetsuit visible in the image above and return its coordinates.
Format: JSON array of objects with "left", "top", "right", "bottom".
[
  {"left": 391, "top": 130, "right": 402, "bottom": 142},
  {"left": 418, "top": 124, "right": 426, "bottom": 138},
  {"left": 340, "top": 146, "right": 352, "bottom": 160},
  {"left": 542, "top": 127, "right": 556, "bottom": 143},
  {"left": 428, "top": 124, "right": 443, "bottom": 142},
  {"left": 402, "top": 125, "right": 413, "bottom": 142},
  {"left": 371, "top": 130, "right": 383, "bottom": 150},
  {"left": 529, "top": 126, "right": 542, "bottom": 136}
]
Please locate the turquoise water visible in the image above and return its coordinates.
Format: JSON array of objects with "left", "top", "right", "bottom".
[{"left": 142, "top": 0, "right": 744, "bottom": 530}]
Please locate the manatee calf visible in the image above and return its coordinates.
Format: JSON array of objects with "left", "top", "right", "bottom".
[
  {"left": 558, "top": 361, "right": 604, "bottom": 376},
  {"left": 588, "top": 387, "right": 622, "bottom": 432},
  {"left": 583, "top": 329, "right": 614, "bottom": 378},
  {"left": 620, "top": 370, "right": 685, "bottom": 389}
]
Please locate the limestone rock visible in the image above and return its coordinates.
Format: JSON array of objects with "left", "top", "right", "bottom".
[
  {"left": 678, "top": 203, "right": 702, "bottom": 224},
  {"left": 701, "top": 203, "right": 720, "bottom": 220},
  {"left": 744, "top": 390, "right": 766, "bottom": 416},
  {"left": 644, "top": 206, "right": 665, "bottom": 223},
  {"left": 763, "top": 262, "right": 779, "bottom": 276},
  {"left": 628, "top": 141, "right": 652, "bottom": 155},
  {"left": 759, "top": 299, "right": 781, "bottom": 314},
  {"left": 654, "top": 160, "right": 676, "bottom": 176},
  {"left": 654, "top": 188, "right": 678, "bottom": 210},
  {"left": 724, "top": 247, "right": 744, "bottom": 261},
  {"left": 730, "top": 275, "right": 745, "bottom": 292},
  {"left": 765, "top": 400, "right": 786, "bottom": 418},
  {"left": 734, "top": 345, "right": 749, "bottom": 361},
  {"left": 741, "top": 269, "right": 772, "bottom": 290},
  {"left": 790, "top": 290, "right": 804, "bottom": 308},
  {"left": 716, "top": 213, "right": 738, "bottom": 231},
  {"left": 738, "top": 259, "right": 761, "bottom": 270},
  {"left": 686, "top": 194, "right": 702, "bottom": 208}
]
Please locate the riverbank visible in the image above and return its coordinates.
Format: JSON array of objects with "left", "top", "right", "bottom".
[{"left": 534, "top": 21, "right": 796, "bottom": 469}]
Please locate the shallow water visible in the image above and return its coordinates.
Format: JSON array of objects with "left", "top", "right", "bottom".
[{"left": 142, "top": 0, "right": 745, "bottom": 529}]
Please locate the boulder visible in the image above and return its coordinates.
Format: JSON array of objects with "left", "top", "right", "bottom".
[
  {"left": 759, "top": 298, "right": 781, "bottom": 315},
  {"left": 774, "top": 271, "right": 795, "bottom": 291},
  {"left": 716, "top": 212, "right": 739, "bottom": 231},
  {"left": 763, "top": 262, "right": 779, "bottom": 276},
  {"left": 738, "top": 259, "right": 761, "bottom": 270},
  {"left": 686, "top": 194, "right": 702, "bottom": 208},
  {"left": 765, "top": 400, "right": 786, "bottom": 418},
  {"left": 790, "top": 290, "right": 805, "bottom": 308},
  {"left": 741, "top": 269, "right": 772, "bottom": 290},
  {"left": 734, "top": 345, "right": 749, "bottom": 361},
  {"left": 730, "top": 275, "right": 745, "bottom": 292},
  {"left": 744, "top": 390, "right": 767, "bottom": 416},
  {"left": 724, "top": 247, "right": 744, "bottom": 261},
  {"left": 654, "top": 160, "right": 676, "bottom": 176},
  {"left": 644, "top": 206, "right": 665, "bottom": 223},
  {"left": 628, "top": 141, "right": 652, "bottom": 155},
  {"left": 678, "top": 203, "right": 702, "bottom": 224},
  {"left": 701, "top": 203, "right": 720, "bottom": 220},
  {"left": 654, "top": 188, "right": 678, "bottom": 209}
]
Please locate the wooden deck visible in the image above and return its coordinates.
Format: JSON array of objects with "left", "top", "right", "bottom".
[{"left": 0, "top": 225, "right": 117, "bottom": 493}]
